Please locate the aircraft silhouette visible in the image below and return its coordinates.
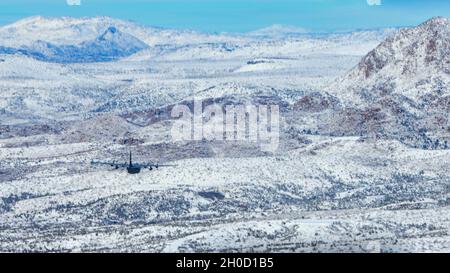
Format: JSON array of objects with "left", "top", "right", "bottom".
[{"left": 91, "top": 151, "right": 175, "bottom": 174}]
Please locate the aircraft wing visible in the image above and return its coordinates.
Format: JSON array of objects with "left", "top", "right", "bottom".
[
  {"left": 136, "top": 162, "right": 177, "bottom": 168},
  {"left": 91, "top": 160, "right": 128, "bottom": 168},
  {"left": 156, "top": 164, "right": 177, "bottom": 167}
]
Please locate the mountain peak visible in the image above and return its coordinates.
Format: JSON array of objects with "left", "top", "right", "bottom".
[
  {"left": 332, "top": 17, "right": 450, "bottom": 105},
  {"left": 0, "top": 21, "right": 149, "bottom": 63},
  {"left": 420, "top": 16, "right": 449, "bottom": 26},
  {"left": 0, "top": 16, "right": 148, "bottom": 47},
  {"left": 416, "top": 16, "right": 450, "bottom": 34},
  {"left": 93, "top": 26, "right": 148, "bottom": 49},
  {"left": 356, "top": 16, "right": 449, "bottom": 79},
  {"left": 98, "top": 26, "right": 121, "bottom": 41}
]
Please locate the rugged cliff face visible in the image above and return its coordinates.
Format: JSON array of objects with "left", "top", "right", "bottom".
[
  {"left": 317, "top": 17, "right": 450, "bottom": 148},
  {"left": 359, "top": 17, "right": 449, "bottom": 79},
  {"left": 333, "top": 17, "right": 449, "bottom": 106}
]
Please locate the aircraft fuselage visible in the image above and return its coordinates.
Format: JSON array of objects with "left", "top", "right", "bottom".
[{"left": 127, "top": 166, "right": 141, "bottom": 174}]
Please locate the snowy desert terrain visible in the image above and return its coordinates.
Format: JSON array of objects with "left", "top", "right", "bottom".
[{"left": 0, "top": 16, "right": 449, "bottom": 252}]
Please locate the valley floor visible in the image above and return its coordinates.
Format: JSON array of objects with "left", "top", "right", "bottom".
[{"left": 1, "top": 136, "right": 449, "bottom": 252}]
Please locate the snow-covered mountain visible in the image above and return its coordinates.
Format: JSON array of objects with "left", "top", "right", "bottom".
[
  {"left": 318, "top": 17, "right": 450, "bottom": 149},
  {"left": 0, "top": 16, "right": 396, "bottom": 63},
  {"left": 0, "top": 26, "right": 149, "bottom": 63},
  {"left": 0, "top": 16, "right": 140, "bottom": 46},
  {"left": 332, "top": 17, "right": 450, "bottom": 105},
  {"left": 0, "top": 16, "right": 243, "bottom": 47}
]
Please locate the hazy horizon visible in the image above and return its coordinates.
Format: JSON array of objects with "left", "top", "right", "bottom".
[{"left": 0, "top": 0, "right": 449, "bottom": 33}]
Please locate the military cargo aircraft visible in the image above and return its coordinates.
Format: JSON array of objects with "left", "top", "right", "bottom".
[{"left": 91, "top": 151, "right": 175, "bottom": 174}]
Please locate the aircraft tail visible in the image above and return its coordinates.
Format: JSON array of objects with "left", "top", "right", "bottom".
[{"left": 129, "top": 151, "right": 132, "bottom": 167}]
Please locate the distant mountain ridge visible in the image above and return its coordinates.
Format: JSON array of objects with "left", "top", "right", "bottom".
[
  {"left": 0, "top": 16, "right": 244, "bottom": 63},
  {"left": 0, "top": 26, "right": 148, "bottom": 63},
  {"left": 0, "top": 16, "right": 241, "bottom": 47},
  {"left": 0, "top": 16, "right": 397, "bottom": 63},
  {"left": 247, "top": 24, "right": 309, "bottom": 38}
]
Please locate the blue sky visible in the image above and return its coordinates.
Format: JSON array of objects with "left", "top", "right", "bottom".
[{"left": 0, "top": 0, "right": 449, "bottom": 33}]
